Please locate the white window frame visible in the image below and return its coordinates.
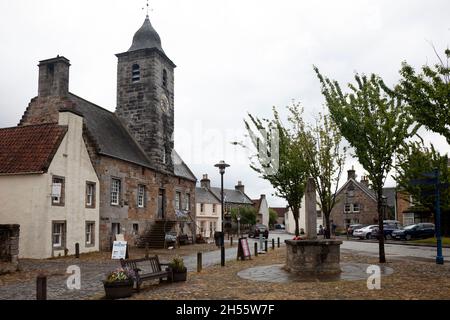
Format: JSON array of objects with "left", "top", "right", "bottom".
[
  {"left": 111, "top": 179, "right": 121, "bottom": 206},
  {"left": 352, "top": 203, "right": 360, "bottom": 212},
  {"left": 200, "top": 203, "right": 204, "bottom": 213},
  {"left": 137, "top": 185, "right": 145, "bottom": 208},
  {"left": 212, "top": 204, "right": 216, "bottom": 213},
  {"left": 86, "top": 183, "right": 94, "bottom": 207},
  {"left": 52, "top": 222, "right": 64, "bottom": 248},
  {"left": 175, "top": 192, "right": 181, "bottom": 210},
  {"left": 185, "top": 193, "right": 190, "bottom": 210},
  {"left": 344, "top": 204, "right": 351, "bottom": 213},
  {"left": 51, "top": 177, "right": 64, "bottom": 205},
  {"left": 86, "top": 222, "right": 94, "bottom": 245}
]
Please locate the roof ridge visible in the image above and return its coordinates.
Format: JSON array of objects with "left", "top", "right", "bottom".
[
  {"left": 1, "top": 122, "right": 62, "bottom": 131},
  {"left": 69, "top": 92, "right": 115, "bottom": 114}
]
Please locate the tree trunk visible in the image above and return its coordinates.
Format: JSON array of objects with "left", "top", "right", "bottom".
[
  {"left": 293, "top": 205, "right": 300, "bottom": 236},
  {"left": 324, "top": 211, "right": 331, "bottom": 239},
  {"left": 377, "top": 189, "right": 386, "bottom": 263}
]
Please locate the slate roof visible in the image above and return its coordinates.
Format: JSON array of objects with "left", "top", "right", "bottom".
[
  {"left": 129, "top": 16, "right": 164, "bottom": 53},
  {"left": 209, "top": 187, "right": 253, "bottom": 205},
  {"left": 0, "top": 124, "right": 67, "bottom": 175},
  {"left": 336, "top": 178, "right": 397, "bottom": 208},
  {"left": 68, "top": 93, "right": 196, "bottom": 182},
  {"left": 270, "top": 207, "right": 288, "bottom": 218},
  {"left": 195, "top": 187, "right": 221, "bottom": 204}
]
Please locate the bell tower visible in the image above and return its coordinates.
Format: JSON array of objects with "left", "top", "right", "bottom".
[{"left": 115, "top": 15, "right": 176, "bottom": 172}]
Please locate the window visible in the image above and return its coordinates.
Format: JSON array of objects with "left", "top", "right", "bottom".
[
  {"left": 185, "top": 193, "right": 190, "bottom": 210},
  {"left": 212, "top": 204, "right": 216, "bottom": 213},
  {"left": 158, "top": 189, "right": 165, "bottom": 219},
  {"left": 133, "top": 223, "right": 139, "bottom": 235},
  {"left": 86, "top": 222, "right": 95, "bottom": 246},
  {"left": 344, "top": 204, "right": 351, "bottom": 213},
  {"left": 132, "top": 64, "right": 140, "bottom": 82},
  {"left": 51, "top": 176, "right": 65, "bottom": 206},
  {"left": 86, "top": 182, "right": 95, "bottom": 208},
  {"left": 137, "top": 185, "right": 145, "bottom": 208},
  {"left": 52, "top": 222, "right": 66, "bottom": 248},
  {"left": 175, "top": 191, "right": 181, "bottom": 210},
  {"left": 112, "top": 223, "right": 121, "bottom": 236},
  {"left": 200, "top": 203, "right": 204, "bottom": 213},
  {"left": 352, "top": 203, "right": 360, "bottom": 212},
  {"left": 163, "top": 69, "right": 168, "bottom": 87},
  {"left": 111, "top": 178, "right": 121, "bottom": 205}
]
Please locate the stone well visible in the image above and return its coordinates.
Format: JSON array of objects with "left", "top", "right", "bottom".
[{"left": 284, "top": 239, "right": 343, "bottom": 275}]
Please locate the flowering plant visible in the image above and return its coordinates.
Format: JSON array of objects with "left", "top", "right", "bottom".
[
  {"left": 293, "top": 236, "right": 303, "bottom": 240},
  {"left": 104, "top": 267, "right": 135, "bottom": 283},
  {"left": 168, "top": 256, "right": 186, "bottom": 272}
]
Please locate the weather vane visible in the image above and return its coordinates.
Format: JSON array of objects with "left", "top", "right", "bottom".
[{"left": 142, "top": 0, "right": 153, "bottom": 17}]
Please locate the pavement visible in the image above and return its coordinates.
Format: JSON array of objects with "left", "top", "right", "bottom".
[{"left": 0, "top": 231, "right": 448, "bottom": 300}]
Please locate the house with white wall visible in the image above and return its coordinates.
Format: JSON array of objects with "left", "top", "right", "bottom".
[
  {"left": 0, "top": 110, "right": 100, "bottom": 259},
  {"left": 195, "top": 184, "right": 222, "bottom": 239},
  {"left": 284, "top": 196, "right": 323, "bottom": 235},
  {"left": 252, "top": 195, "right": 269, "bottom": 227}
]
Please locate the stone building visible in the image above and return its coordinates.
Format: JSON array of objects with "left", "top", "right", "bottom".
[
  {"left": 16, "top": 15, "right": 197, "bottom": 250},
  {"left": 0, "top": 111, "right": 100, "bottom": 259},
  {"left": 330, "top": 168, "right": 395, "bottom": 231}
]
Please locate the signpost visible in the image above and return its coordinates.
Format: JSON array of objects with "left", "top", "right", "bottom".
[
  {"left": 410, "top": 169, "right": 445, "bottom": 265},
  {"left": 237, "top": 238, "right": 251, "bottom": 261}
]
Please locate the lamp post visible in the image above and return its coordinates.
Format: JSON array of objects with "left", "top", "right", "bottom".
[
  {"left": 215, "top": 160, "right": 230, "bottom": 267},
  {"left": 237, "top": 214, "right": 241, "bottom": 238}
]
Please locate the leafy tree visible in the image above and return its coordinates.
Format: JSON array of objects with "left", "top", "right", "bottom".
[
  {"left": 269, "top": 208, "right": 278, "bottom": 226},
  {"left": 290, "top": 107, "right": 346, "bottom": 239},
  {"left": 243, "top": 104, "right": 309, "bottom": 236},
  {"left": 315, "top": 67, "right": 416, "bottom": 263},
  {"left": 230, "top": 206, "right": 257, "bottom": 226},
  {"left": 395, "top": 141, "right": 450, "bottom": 235},
  {"left": 397, "top": 48, "right": 450, "bottom": 143}
]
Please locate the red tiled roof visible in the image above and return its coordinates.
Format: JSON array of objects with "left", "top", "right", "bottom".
[
  {"left": 270, "top": 207, "right": 288, "bottom": 218},
  {"left": 0, "top": 124, "right": 67, "bottom": 175}
]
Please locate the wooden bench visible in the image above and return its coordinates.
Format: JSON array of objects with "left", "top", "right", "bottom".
[{"left": 120, "top": 255, "right": 172, "bottom": 291}]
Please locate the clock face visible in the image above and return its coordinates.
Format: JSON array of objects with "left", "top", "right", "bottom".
[{"left": 160, "top": 94, "right": 169, "bottom": 112}]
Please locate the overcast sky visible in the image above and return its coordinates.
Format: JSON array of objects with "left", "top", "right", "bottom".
[{"left": 0, "top": 0, "right": 449, "bottom": 207}]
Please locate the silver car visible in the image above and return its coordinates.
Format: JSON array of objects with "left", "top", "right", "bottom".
[{"left": 353, "top": 225, "right": 379, "bottom": 239}]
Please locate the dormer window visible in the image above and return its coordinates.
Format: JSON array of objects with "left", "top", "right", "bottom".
[
  {"left": 162, "top": 69, "right": 167, "bottom": 87},
  {"left": 132, "top": 64, "right": 140, "bottom": 83}
]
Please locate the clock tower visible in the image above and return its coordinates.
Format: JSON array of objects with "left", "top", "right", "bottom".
[{"left": 116, "top": 15, "right": 175, "bottom": 172}]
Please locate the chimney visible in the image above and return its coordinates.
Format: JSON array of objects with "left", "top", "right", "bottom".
[
  {"left": 360, "top": 176, "right": 369, "bottom": 188},
  {"left": 38, "top": 56, "right": 70, "bottom": 98},
  {"left": 235, "top": 181, "right": 245, "bottom": 194},
  {"left": 200, "top": 174, "right": 210, "bottom": 189},
  {"left": 347, "top": 166, "right": 356, "bottom": 181}
]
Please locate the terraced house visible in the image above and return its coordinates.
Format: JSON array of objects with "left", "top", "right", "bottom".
[{"left": 15, "top": 15, "right": 197, "bottom": 250}]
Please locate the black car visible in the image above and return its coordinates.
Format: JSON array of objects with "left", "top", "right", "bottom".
[
  {"left": 248, "top": 224, "right": 269, "bottom": 238},
  {"left": 392, "top": 223, "right": 435, "bottom": 240}
]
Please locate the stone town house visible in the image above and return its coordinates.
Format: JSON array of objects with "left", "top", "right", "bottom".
[
  {"left": 17, "top": 15, "right": 197, "bottom": 250},
  {"left": 330, "top": 168, "right": 395, "bottom": 231}
]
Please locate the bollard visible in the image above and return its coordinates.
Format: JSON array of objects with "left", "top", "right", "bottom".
[
  {"left": 36, "top": 275, "right": 47, "bottom": 300},
  {"left": 254, "top": 242, "right": 258, "bottom": 257},
  {"left": 277, "top": 237, "right": 280, "bottom": 248},
  {"left": 221, "top": 246, "right": 225, "bottom": 267},
  {"left": 197, "top": 252, "right": 202, "bottom": 273},
  {"left": 265, "top": 240, "right": 268, "bottom": 252},
  {"left": 75, "top": 243, "right": 80, "bottom": 258},
  {"left": 272, "top": 238, "right": 275, "bottom": 250},
  {"left": 230, "top": 237, "right": 233, "bottom": 247}
]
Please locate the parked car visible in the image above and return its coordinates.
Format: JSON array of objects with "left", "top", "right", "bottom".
[
  {"left": 274, "top": 223, "right": 285, "bottom": 230},
  {"left": 381, "top": 221, "right": 402, "bottom": 240},
  {"left": 347, "top": 224, "right": 365, "bottom": 236},
  {"left": 392, "top": 223, "right": 435, "bottom": 240},
  {"left": 248, "top": 224, "right": 269, "bottom": 238},
  {"left": 353, "top": 225, "right": 379, "bottom": 239}
]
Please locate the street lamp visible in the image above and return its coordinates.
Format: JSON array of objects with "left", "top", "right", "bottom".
[
  {"left": 214, "top": 160, "right": 230, "bottom": 267},
  {"left": 237, "top": 213, "right": 241, "bottom": 238}
]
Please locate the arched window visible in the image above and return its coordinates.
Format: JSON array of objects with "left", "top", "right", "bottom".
[
  {"left": 162, "top": 69, "right": 167, "bottom": 88},
  {"left": 132, "top": 64, "right": 140, "bottom": 83}
]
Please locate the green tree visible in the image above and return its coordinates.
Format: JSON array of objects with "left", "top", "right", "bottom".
[
  {"left": 397, "top": 49, "right": 450, "bottom": 143},
  {"left": 243, "top": 105, "right": 309, "bottom": 236},
  {"left": 395, "top": 141, "right": 450, "bottom": 235},
  {"left": 269, "top": 208, "right": 278, "bottom": 227},
  {"left": 230, "top": 206, "right": 257, "bottom": 226},
  {"left": 315, "top": 67, "right": 416, "bottom": 262},
  {"left": 290, "top": 107, "right": 346, "bottom": 239}
]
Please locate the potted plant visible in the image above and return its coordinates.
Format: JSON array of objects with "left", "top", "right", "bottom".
[
  {"left": 103, "top": 268, "right": 135, "bottom": 299},
  {"left": 168, "top": 256, "right": 187, "bottom": 282}
]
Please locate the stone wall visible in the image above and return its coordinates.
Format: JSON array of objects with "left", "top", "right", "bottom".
[{"left": 0, "top": 225, "right": 20, "bottom": 274}]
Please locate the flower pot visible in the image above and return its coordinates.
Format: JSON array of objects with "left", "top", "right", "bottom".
[
  {"left": 170, "top": 268, "right": 187, "bottom": 282},
  {"left": 103, "top": 280, "right": 134, "bottom": 299}
]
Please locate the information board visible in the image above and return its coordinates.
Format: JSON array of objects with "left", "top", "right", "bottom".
[
  {"left": 237, "top": 237, "right": 251, "bottom": 261},
  {"left": 111, "top": 241, "right": 128, "bottom": 260}
]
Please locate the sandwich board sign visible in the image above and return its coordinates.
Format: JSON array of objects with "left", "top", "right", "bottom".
[
  {"left": 111, "top": 241, "right": 128, "bottom": 259},
  {"left": 237, "top": 237, "right": 251, "bottom": 261}
]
